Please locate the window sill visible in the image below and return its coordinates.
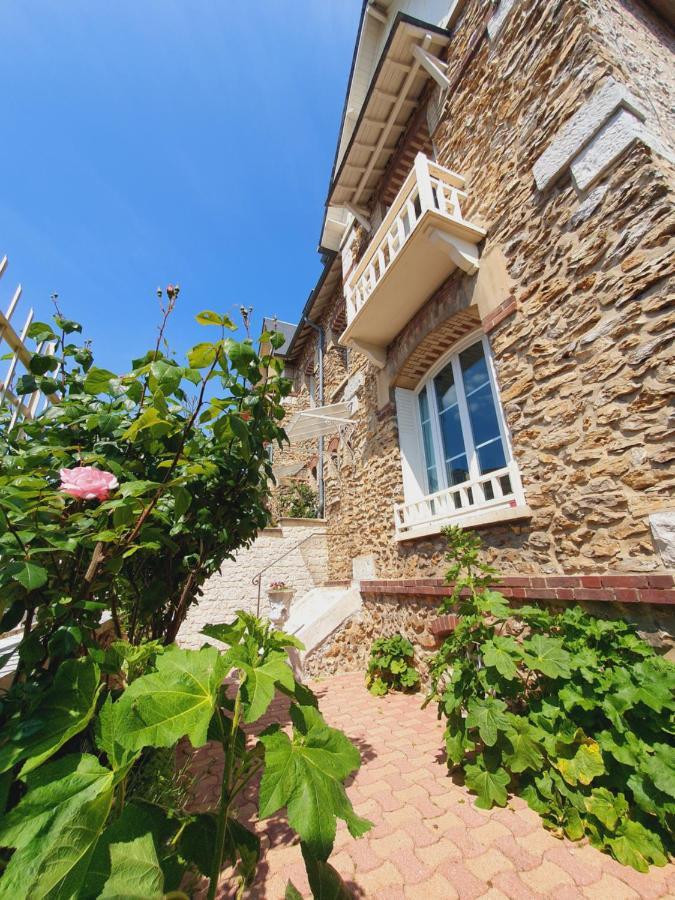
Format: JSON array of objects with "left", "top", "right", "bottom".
[{"left": 394, "top": 504, "right": 533, "bottom": 542}]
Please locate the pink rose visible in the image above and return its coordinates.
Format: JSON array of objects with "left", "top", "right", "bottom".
[{"left": 60, "top": 466, "right": 119, "bottom": 501}]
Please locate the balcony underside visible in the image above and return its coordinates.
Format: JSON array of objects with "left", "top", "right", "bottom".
[{"left": 339, "top": 210, "right": 485, "bottom": 367}]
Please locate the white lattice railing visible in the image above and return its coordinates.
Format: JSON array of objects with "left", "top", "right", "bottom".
[
  {"left": 345, "top": 153, "right": 469, "bottom": 324},
  {"left": 394, "top": 461, "right": 526, "bottom": 537},
  {"left": 0, "top": 255, "right": 57, "bottom": 428}
]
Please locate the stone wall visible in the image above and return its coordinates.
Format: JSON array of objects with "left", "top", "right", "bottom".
[
  {"left": 290, "top": 0, "right": 675, "bottom": 587},
  {"left": 178, "top": 519, "right": 328, "bottom": 648}
]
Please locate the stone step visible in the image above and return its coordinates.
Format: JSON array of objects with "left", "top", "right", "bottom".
[{"left": 283, "top": 585, "right": 362, "bottom": 679}]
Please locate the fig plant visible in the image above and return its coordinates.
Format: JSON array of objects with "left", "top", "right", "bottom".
[{"left": 427, "top": 527, "right": 675, "bottom": 872}]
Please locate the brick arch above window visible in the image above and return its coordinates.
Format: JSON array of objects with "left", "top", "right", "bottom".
[{"left": 391, "top": 306, "right": 481, "bottom": 390}]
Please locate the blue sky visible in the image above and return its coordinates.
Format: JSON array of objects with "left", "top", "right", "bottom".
[{"left": 1, "top": 1, "right": 360, "bottom": 372}]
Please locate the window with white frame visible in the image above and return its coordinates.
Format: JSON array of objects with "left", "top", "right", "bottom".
[{"left": 394, "top": 332, "right": 525, "bottom": 535}]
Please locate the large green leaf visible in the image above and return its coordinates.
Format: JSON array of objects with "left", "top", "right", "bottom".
[
  {"left": 552, "top": 734, "right": 604, "bottom": 786},
  {"left": 606, "top": 820, "right": 668, "bottom": 873},
  {"left": 94, "top": 694, "right": 139, "bottom": 775},
  {"left": 6, "top": 559, "right": 48, "bottom": 591},
  {"left": 258, "top": 704, "right": 372, "bottom": 860},
  {"left": 239, "top": 652, "right": 295, "bottom": 723},
  {"left": 522, "top": 635, "right": 571, "bottom": 679},
  {"left": 464, "top": 760, "right": 510, "bottom": 809},
  {"left": 0, "top": 754, "right": 114, "bottom": 899},
  {"left": 503, "top": 717, "right": 544, "bottom": 773},
  {"left": 465, "top": 697, "right": 510, "bottom": 747},
  {"left": 115, "top": 646, "right": 229, "bottom": 750},
  {"left": 584, "top": 787, "right": 627, "bottom": 831},
  {"left": 99, "top": 833, "right": 164, "bottom": 899},
  {"left": 642, "top": 743, "right": 675, "bottom": 799},
  {"left": 301, "top": 842, "right": 353, "bottom": 899},
  {"left": 482, "top": 636, "right": 520, "bottom": 680},
  {"left": 0, "top": 656, "right": 101, "bottom": 775}
]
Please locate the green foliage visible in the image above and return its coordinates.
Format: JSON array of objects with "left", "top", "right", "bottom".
[
  {"left": 366, "top": 633, "right": 420, "bottom": 696},
  {"left": 0, "top": 303, "right": 369, "bottom": 896},
  {"left": 277, "top": 479, "right": 319, "bottom": 519},
  {"left": 427, "top": 526, "right": 675, "bottom": 872},
  {"left": 0, "top": 613, "right": 369, "bottom": 898}
]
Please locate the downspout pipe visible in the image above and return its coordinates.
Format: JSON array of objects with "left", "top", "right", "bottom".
[{"left": 303, "top": 315, "right": 325, "bottom": 518}]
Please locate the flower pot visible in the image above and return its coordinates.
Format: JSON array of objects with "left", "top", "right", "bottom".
[{"left": 267, "top": 589, "right": 295, "bottom": 626}]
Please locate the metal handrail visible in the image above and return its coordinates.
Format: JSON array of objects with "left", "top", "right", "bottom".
[{"left": 252, "top": 531, "right": 324, "bottom": 616}]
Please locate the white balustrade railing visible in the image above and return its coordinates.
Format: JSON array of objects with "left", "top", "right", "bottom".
[
  {"left": 345, "top": 153, "right": 468, "bottom": 324},
  {"left": 394, "top": 461, "right": 525, "bottom": 537}
]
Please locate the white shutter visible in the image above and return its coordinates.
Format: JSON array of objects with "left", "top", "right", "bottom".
[{"left": 395, "top": 387, "right": 427, "bottom": 504}]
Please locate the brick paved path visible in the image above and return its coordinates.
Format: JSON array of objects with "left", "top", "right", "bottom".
[{"left": 184, "top": 673, "right": 675, "bottom": 899}]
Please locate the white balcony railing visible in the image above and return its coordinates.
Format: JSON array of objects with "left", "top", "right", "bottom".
[
  {"left": 345, "top": 153, "right": 484, "bottom": 326},
  {"left": 394, "top": 461, "right": 527, "bottom": 539}
]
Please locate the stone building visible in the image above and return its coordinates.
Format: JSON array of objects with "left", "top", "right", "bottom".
[{"left": 196, "top": 0, "right": 675, "bottom": 669}]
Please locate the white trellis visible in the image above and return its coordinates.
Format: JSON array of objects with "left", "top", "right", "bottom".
[{"left": 0, "top": 255, "right": 57, "bottom": 428}]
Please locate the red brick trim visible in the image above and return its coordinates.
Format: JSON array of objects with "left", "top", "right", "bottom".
[
  {"left": 482, "top": 296, "right": 517, "bottom": 334},
  {"left": 359, "top": 574, "right": 675, "bottom": 605}
]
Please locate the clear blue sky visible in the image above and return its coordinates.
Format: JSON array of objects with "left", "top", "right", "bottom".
[{"left": 1, "top": 1, "right": 360, "bottom": 372}]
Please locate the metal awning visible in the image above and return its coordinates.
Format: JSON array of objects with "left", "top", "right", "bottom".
[{"left": 286, "top": 401, "right": 355, "bottom": 444}]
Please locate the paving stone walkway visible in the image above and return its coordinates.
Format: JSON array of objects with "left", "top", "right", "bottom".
[{"left": 184, "top": 672, "right": 675, "bottom": 899}]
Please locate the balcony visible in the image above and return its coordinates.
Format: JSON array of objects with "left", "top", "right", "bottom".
[
  {"left": 339, "top": 152, "right": 486, "bottom": 367},
  {"left": 393, "top": 461, "right": 530, "bottom": 541}
]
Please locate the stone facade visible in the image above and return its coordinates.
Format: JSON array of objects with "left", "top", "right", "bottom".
[
  {"left": 179, "top": 519, "right": 328, "bottom": 648},
  {"left": 271, "top": 0, "right": 675, "bottom": 673}
]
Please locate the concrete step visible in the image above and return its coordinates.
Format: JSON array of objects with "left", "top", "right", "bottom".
[{"left": 284, "top": 585, "right": 361, "bottom": 678}]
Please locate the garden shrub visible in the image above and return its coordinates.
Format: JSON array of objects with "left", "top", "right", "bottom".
[
  {"left": 427, "top": 526, "right": 674, "bottom": 872},
  {"left": 277, "top": 479, "right": 319, "bottom": 518},
  {"left": 0, "top": 299, "right": 370, "bottom": 897},
  {"left": 366, "top": 633, "right": 420, "bottom": 696}
]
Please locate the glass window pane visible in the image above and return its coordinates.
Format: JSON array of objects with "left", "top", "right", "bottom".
[
  {"left": 459, "top": 341, "right": 491, "bottom": 395},
  {"left": 459, "top": 340, "right": 508, "bottom": 476},
  {"left": 418, "top": 387, "right": 439, "bottom": 494},
  {"left": 477, "top": 438, "right": 507, "bottom": 475},
  {"left": 466, "top": 383, "right": 502, "bottom": 448},
  {"left": 434, "top": 361, "right": 468, "bottom": 473},
  {"left": 447, "top": 455, "right": 470, "bottom": 486}
]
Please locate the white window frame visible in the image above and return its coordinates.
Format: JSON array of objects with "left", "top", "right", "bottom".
[
  {"left": 394, "top": 330, "right": 528, "bottom": 540},
  {"left": 415, "top": 330, "right": 514, "bottom": 496}
]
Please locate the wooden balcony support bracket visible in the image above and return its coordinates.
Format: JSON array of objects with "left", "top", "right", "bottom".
[
  {"left": 345, "top": 203, "right": 372, "bottom": 232},
  {"left": 412, "top": 43, "right": 451, "bottom": 92},
  {"left": 428, "top": 227, "right": 482, "bottom": 276}
]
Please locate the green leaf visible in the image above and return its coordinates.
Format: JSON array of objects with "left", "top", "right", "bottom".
[
  {"left": 6, "top": 559, "right": 48, "bottom": 591},
  {"left": 122, "top": 408, "right": 168, "bottom": 441},
  {"left": 503, "top": 717, "right": 545, "bottom": 773},
  {"left": 258, "top": 704, "right": 372, "bottom": 860},
  {"left": 28, "top": 353, "right": 58, "bottom": 375},
  {"left": 172, "top": 485, "right": 191, "bottom": 519},
  {"left": 301, "top": 843, "right": 353, "bottom": 899},
  {"left": 0, "top": 754, "right": 114, "bottom": 899},
  {"left": 0, "top": 657, "right": 101, "bottom": 775},
  {"left": 584, "top": 787, "right": 627, "bottom": 831},
  {"left": 149, "top": 359, "right": 182, "bottom": 395},
  {"left": 115, "top": 646, "right": 228, "bottom": 750},
  {"left": 464, "top": 760, "right": 510, "bottom": 809},
  {"left": 54, "top": 315, "right": 82, "bottom": 334},
  {"left": 83, "top": 367, "right": 117, "bottom": 395},
  {"left": 465, "top": 697, "right": 510, "bottom": 747},
  {"left": 15, "top": 373, "right": 38, "bottom": 394},
  {"left": 285, "top": 883, "right": 304, "bottom": 900},
  {"left": 26, "top": 321, "right": 57, "bottom": 342},
  {"left": 239, "top": 652, "right": 295, "bottom": 723},
  {"left": 607, "top": 820, "right": 668, "bottom": 873},
  {"left": 482, "top": 636, "right": 520, "bottom": 680},
  {"left": 94, "top": 695, "right": 140, "bottom": 775},
  {"left": 187, "top": 341, "right": 218, "bottom": 368},
  {"left": 99, "top": 833, "right": 164, "bottom": 899},
  {"left": 643, "top": 743, "right": 675, "bottom": 799},
  {"left": 178, "top": 813, "right": 216, "bottom": 876},
  {"left": 522, "top": 635, "right": 571, "bottom": 679},
  {"left": 552, "top": 734, "right": 605, "bottom": 787},
  {"left": 195, "top": 310, "right": 235, "bottom": 329}
]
